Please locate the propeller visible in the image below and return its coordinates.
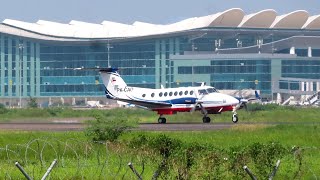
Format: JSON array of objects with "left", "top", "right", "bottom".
[
  {"left": 235, "top": 90, "right": 261, "bottom": 111},
  {"left": 190, "top": 91, "right": 206, "bottom": 113}
]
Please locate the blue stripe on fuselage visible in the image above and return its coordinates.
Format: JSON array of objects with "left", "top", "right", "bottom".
[{"left": 132, "top": 95, "right": 197, "bottom": 105}]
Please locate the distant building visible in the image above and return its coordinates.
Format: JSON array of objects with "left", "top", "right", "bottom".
[{"left": 1, "top": 8, "right": 320, "bottom": 106}]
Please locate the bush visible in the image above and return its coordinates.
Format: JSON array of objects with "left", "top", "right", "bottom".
[
  {"left": 0, "top": 103, "right": 8, "bottom": 114},
  {"left": 27, "top": 96, "right": 38, "bottom": 108},
  {"left": 247, "top": 103, "right": 280, "bottom": 112},
  {"left": 85, "top": 112, "right": 137, "bottom": 142}
]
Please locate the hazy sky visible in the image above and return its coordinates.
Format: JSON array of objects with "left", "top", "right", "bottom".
[{"left": 1, "top": 0, "right": 320, "bottom": 24}]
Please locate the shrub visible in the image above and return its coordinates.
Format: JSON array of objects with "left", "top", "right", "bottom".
[
  {"left": 0, "top": 103, "right": 8, "bottom": 114},
  {"left": 27, "top": 96, "right": 38, "bottom": 108},
  {"left": 85, "top": 112, "right": 137, "bottom": 142}
]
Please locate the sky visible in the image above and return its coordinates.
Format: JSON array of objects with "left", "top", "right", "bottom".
[{"left": 1, "top": 0, "right": 320, "bottom": 25}]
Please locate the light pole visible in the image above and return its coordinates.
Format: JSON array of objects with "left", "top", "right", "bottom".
[
  {"left": 18, "top": 43, "right": 23, "bottom": 108},
  {"left": 106, "top": 41, "right": 113, "bottom": 68}
]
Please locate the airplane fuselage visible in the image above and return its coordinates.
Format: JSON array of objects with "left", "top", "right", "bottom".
[{"left": 111, "top": 85, "right": 239, "bottom": 115}]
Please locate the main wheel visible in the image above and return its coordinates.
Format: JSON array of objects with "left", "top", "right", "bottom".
[
  {"left": 202, "top": 116, "right": 211, "bottom": 123},
  {"left": 158, "top": 117, "right": 167, "bottom": 124},
  {"left": 162, "top": 118, "right": 167, "bottom": 124},
  {"left": 232, "top": 114, "right": 239, "bottom": 123}
]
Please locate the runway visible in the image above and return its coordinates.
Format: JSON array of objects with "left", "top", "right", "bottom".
[
  {"left": 0, "top": 122, "right": 237, "bottom": 131},
  {"left": 0, "top": 122, "right": 316, "bottom": 131}
]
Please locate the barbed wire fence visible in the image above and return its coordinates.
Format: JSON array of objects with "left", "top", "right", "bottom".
[{"left": 0, "top": 138, "right": 319, "bottom": 179}]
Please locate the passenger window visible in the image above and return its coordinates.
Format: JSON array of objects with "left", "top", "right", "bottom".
[
  {"left": 159, "top": 92, "right": 163, "bottom": 97},
  {"left": 142, "top": 94, "right": 146, "bottom": 98},
  {"left": 184, "top": 91, "right": 188, "bottom": 95},
  {"left": 179, "top": 91, "right": 183, "bottom": 96},
  {"left": 174, "top": 91, "right": 178, "bottom": 96},
  {"left": 151, "top": 93, "right": 155, "bottom": 97},
  {"left": 169, "top": 92, "right": 173, "bottom": 96},
  {"left": 190, "top": 91, "right": 194, "bottom": 95},
  {"left": 164, "top": 92, "right": 168, "bottom": 97}
]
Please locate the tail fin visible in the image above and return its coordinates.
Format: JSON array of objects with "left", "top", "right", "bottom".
[
  {"left": 100, "top": 71, "right": 129, "bottom": 100},
  {"left": 75, "top": 67, "right": 129, "bottom": 100}
]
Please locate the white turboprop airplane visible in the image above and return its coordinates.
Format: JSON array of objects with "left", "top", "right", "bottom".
[{"left": 77, "top": 67, "right": 255, "bottom": 124}]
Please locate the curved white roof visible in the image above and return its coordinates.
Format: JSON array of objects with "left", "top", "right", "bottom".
[
  {"left": 209, "top": 8, "right": 244, "bottom": 27},
  {"left": 270, "top": 10, "right": 309, "bottom": 29},
  {"left": 238, "top": 9, "right": 277, "bottom": 28},
  {"left": 1, "top": 9, "right": 319, "bottom": 39},
  {"left": 302, "top": 15, "right": 320, "bottom": 29}
]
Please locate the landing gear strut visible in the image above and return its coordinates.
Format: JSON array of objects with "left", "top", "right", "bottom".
[
  {"left": 202, "top": 116, "right": 211, "bottom": 123},
  {"left": 158, "top": 115, "right": 167, "bottom": 124},
  {"left": 232, "top": 107, "right": 239, "bottom": 123}
]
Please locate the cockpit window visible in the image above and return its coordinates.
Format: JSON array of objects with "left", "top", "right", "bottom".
[
  {"left": 207, "top": 88, "right": 217, "bottom": 93},
  {"left": 198, "top": 89, "right": 208, "bottom": 95}
]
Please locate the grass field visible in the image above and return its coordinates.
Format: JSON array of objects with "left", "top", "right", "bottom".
[
  {"left": 0, "top": 104, "right": 319, "bottom": 179},
  {"left": 0, "top": 124, "right": 319, "bottom": 179}
]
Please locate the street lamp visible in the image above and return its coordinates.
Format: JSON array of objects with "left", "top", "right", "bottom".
[{"left": 18, "top": 43, "right": 24, "bottom": 108}]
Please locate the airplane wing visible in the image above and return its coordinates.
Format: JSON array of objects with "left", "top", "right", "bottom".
[{"left": 116, "top": 98, "right": 172, "bottom": 109}]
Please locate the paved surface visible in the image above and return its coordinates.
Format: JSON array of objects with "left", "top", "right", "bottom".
[
  {"left": 0, "top": 122, "right": 237, "bottom": 131},
  {"left": 1, "top": 122, "right": 318, "bottom": 131}
]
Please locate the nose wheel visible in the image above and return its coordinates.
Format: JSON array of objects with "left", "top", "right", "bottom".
[
  {"left": 232, "top": 114, "right": 238, "bottom": 123},
  {"left": 158, "top": 117, "right": 167, "bottom": 124},
  {"left": 202, "top": 116, "right": 211, "bottom": 123}
]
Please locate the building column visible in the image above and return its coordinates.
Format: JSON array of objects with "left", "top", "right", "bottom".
[
  {"left": 168, "top": 38, "right": 174, "bottom": 88},
  {"left": 30, "top": 43, "right": 35, "bottom": 97},
  {"left": 15, "top": 39, "right": 20, "bottom": 98},
  {"left": 306, "top": 82, "right": 310, "bottom": 91},
  {"left": 0, "top": 35, "right": 4, "bottom": 97},
  {"left": 308, "top": 47, "right": 312, "bottom": 57},
  {"left": 301, "top": 82, "right": 305, "bottom": 91},
  {"left": 22, "top": 41, "right": 28, "bottom": 97},
  {"left": 8, "top": 37, "right": 12, "bottom": 97},
  {"left": 155, "top": 40, "right": 160, "bottom": 89},
  {"left": 160, "top": 39, "right": 166, "bottom": 88},
  {"left": 35, "top": 43, "right": 41, "bottom": 97},
  {"left": 310, "top": 82, "right": 314, "bottom": 92},
  {"left": 290, "top": 47, "right": 295, "bottom": 55},
  {"left": 317, "top": 82, "right": 320, "bottom": 91}
]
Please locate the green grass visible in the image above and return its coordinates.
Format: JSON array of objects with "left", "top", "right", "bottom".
[{"left": 0, "top": 124, "right": 319, "bottom": 179}]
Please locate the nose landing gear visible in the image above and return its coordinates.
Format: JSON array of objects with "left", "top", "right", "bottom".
[
  {"left": 232, "top": 114, "right": 238, "bottom": 123},
  {"left": 232, "top": 106, "right": 239, "bottom": 123}
]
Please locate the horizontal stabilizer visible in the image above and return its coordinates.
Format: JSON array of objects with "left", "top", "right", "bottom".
[{"left": 74, "top": 67, "right": 119, "bottom": 72}]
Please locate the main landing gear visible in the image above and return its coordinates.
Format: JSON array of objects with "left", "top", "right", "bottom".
[
  {"left": 158, "top": 115, "right": 167, "bottom": 124},
  {"left": 202, "top": 116, "right": 211, "bottom": 123}
]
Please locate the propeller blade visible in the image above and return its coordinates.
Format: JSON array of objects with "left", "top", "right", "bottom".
[{"left": 244, "top": 103, "right": 248, "bottom": 111}]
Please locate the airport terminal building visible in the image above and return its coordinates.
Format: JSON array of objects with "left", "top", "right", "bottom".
[{"left": 1, "top": 8, "right": 320, "bottom": 106}]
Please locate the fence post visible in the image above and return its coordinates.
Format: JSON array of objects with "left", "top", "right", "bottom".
[
  {"left": 243, "top": 165, "right": 257, "bottom": 180},
  {"left": 41, "top": 159, "right": 58, "bottom": 180},
  {"left": 268, "top": 160, "right": 280, "bottom": 180},
  {"left": 128, "top": 162, "right": 142, "bottom": 180},
  {"left": 15, "top": 162, "right": 32, "bottom": 180}
]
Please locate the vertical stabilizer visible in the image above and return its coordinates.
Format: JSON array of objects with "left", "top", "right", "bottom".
[{"left": 100, "top": 71, "right": 129, "bottom": 99}]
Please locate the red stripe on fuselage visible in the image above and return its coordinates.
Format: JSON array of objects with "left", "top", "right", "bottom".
[{"left": 152, "top": 105, "right": 235, "bottom": 115}]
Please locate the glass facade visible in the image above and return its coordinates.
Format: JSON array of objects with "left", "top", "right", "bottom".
[{"left": 1, "top": 27, "right": 320, "bottom": 100}]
